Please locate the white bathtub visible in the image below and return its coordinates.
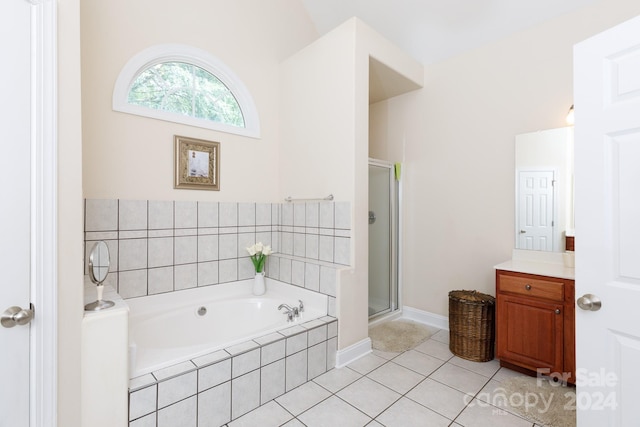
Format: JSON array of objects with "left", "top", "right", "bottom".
[{"left": 127, "top": 278, "right": 328, "bottom": 378}]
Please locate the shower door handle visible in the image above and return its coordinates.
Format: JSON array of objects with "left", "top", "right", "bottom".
[{"left": 368, "top": 211, "right": 376, "bottom": 225}]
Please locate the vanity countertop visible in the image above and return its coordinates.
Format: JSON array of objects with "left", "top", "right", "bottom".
[{"left": 494, "top": 259, "right": 575, "bottom": 280}]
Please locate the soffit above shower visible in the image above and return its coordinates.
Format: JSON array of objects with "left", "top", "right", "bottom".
[{"left": 369, "top": 56, "right": 422, "bottom": 104}]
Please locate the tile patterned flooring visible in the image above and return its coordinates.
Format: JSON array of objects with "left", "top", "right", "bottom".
[{"left": 225, "top": 327, "right": 553, "bottom": 427}]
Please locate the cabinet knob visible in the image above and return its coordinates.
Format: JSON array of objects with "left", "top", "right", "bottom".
[
  {"left": 555, "top": 308, "right": 561, "bottom": 315},
  {"left": 525, "top": 284, "right": 532, "bottom": 290}
]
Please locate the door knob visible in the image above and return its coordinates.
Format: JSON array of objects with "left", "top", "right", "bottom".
[
  {"left": 520, "top": 230, "right": 527, "bottom": 234},
  {"left": 577, "top": 294, "right": 602, "bottom": 312},
  {"left": 1, "top": 305, "right": 34, "bottom": 328}
]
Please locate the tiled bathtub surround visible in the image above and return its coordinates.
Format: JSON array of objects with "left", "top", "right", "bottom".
[
  {"left": 84, "top": 199, "right": 351, "bottom": 300},
  {"left": 128, "top": 317, "right": 338, "bottom": 427},
  {"left": 85, "top": 199, "right": 346, "bottom": 426}
]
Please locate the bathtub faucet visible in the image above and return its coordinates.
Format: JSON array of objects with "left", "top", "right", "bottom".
[
  {"left": 298, "top": 300, "right": 304, "bottom": 313},
  {"left": 278, "top": 303, "right": 299, "bottom": 322}
]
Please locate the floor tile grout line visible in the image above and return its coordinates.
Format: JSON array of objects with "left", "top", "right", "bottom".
[
  {"left": 236, "top": 331, "right": 542, "bottom": 427},
  {"left": 352, "top": 345, "right": 459, "bottom": 425},
  {"left": 363, "top": 345, "right": 500, "bottom": 426},
  {"left": 367, "top": 348, "right": 465, "bottom": 425},
  {"left": 289, "top": 388, "right": 373, "bottom": 425}
]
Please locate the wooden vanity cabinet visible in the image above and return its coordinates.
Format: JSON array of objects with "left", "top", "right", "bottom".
[{"left": 496, "top": 270, "right": 575, "bottom": 383}]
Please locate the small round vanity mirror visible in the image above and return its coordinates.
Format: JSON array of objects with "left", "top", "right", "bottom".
[
  {"left": 89, "top": 240, "right": 110, "bottom": 284},
  {"left": 85, "top": 241, "right": 115, "bottom": 311}
]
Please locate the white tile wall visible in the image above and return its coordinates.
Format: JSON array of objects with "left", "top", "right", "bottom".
[
  {"left": 157, "top": 371, "right": 197, "bottom": 409},
  {"left": 84, "top": 193, "right": 348, "bottom": 427},
  {"left": 198, "top": 382, "right": 231, "bottom": 427},
  {"left": 157, "top": 395, "right": 197, "bottom": 427},
  {"left": 260, "top": 361, "right": 286, "bottom": 407},
  {"left": 129, "top": 385, "right": 156, "bottom": 420},
  {"left": 198, "top": 358, "right": 231, "bottom": 392},
  {"left": 175, "top": 201, "right": 198, "bottom": 229},
  {"left": 219, "top": 203, "right": 237, "bottom": 227},
  {"left": 119, "top": 200, "right": 148, "bottom": 230},
  {"left": 285, "top": 350, "right": 308, "bottom": 391},
  {"left": 85, "top": 199, "right": 118, "bottom": 231},
  {"left": 148, "top": 267, "right": 173, "bottom": 295},
  {"left": 129, "top": 413, "right": 155, "bottom": 427},
  {"left": 128, "top": 317, "right": 338, "bottom": 427},
  {"left": 149, "top": 201, "right": 174, "bottom": 229},
  {"left": 232, "top": 349, "right": 260, "bottom": 378},
  {"left": 197, "top": 202, "right": 218, "bottom": 228},
  {"left": 232, "top": 369, "right": 261, "bottom": 419},
  {"left": 307, "top": 341, "right": 328, "bottom": 380}
]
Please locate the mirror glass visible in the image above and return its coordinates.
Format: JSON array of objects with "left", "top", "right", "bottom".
[
  {"left": 89, "top": 241, "right": 110, "bottom": 284},
  {"left": 515, "top": 126, "right": 574, "bottom": 252}
]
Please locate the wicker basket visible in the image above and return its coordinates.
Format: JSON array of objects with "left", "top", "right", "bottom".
[{"left": 448, "top": 290, "right": 495, "bottom": 362}]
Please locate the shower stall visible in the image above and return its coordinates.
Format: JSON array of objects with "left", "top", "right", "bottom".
[{"left": 368, "top": 159, "right": 399, "bottom": 319}]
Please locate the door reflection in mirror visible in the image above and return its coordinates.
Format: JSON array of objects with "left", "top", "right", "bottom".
[{"left": 515, "top": 126, "right": 574, "bottom": 252}]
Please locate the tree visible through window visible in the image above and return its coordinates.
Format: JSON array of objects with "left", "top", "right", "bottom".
[
  {"left": 128, "top": 62, "right": 245, "bottom": 128},
  {"left": 113, "top": 44, "right": 260, "bottom": 137}
]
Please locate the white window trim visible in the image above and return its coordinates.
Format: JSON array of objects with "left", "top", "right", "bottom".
[{"left": 113, "top": 44, "right": 260, "bottom": 138}]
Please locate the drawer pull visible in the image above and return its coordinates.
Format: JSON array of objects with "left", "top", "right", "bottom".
[
  {"left": 555, "top": 308, "right": 561, "bottom": 314},
  {"left": 525, "top": 284, "right": 532, "bottom": 290}
]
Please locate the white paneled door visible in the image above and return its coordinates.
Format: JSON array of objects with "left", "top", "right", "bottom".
[
  {"left": 0, "top": 0, "right": 34, "bottom": 426},
  {"left": 517, "top": 170, "right": 555, "bottom": 251},
  {"left": 574, "top": 13, "right": 640, "bottom": 426}
]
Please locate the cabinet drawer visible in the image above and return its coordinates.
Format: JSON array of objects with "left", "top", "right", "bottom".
[{"left": 499, "top": 273, "right": 564, "bottom": 302}]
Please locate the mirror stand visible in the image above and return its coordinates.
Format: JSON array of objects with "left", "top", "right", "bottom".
[{"left": 84, "top": 286, "right": 115, "bottom": 311}]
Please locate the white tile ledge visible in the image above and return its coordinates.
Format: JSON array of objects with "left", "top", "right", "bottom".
[{"left": 269, "top": 253, "right": 352, "bottom": 271}]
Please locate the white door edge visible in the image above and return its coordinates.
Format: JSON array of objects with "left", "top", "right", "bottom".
[{"left": 30, "top": 1, "right": 58, "bottom": 425}]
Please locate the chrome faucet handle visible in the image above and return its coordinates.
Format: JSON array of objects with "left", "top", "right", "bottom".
[
  {"left": 298, "top": 300, "right": 304, "bottom": 312},
  {"left": 278, "top": 304, "right": 294, "bottom": 322}
]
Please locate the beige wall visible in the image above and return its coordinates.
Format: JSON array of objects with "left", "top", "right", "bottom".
[
  {"left": 58, "top": 0, "right": 83, "bottom": 426},
  {"left": 81, "top": 0, "right": 318, "bottom": 201},
  {"left": 280, "top": 20, "right": 360, "bottom": 350},
  {"left": 280, "top": 18, "right": 423, "bottom": 350},
  {"left": 371, "top": 0, "right": 640, "bottom": 317},
  {"left": 68, "top": 3, "right": 640, "bottom": 422}
]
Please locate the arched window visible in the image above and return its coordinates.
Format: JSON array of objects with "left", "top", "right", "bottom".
[{"left": 113, "top": 44, "right": 260, "bottom": 138}]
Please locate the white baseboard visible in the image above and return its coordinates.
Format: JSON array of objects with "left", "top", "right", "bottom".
[
  {"left": 402, "top": 306, "right": 449, "bottom": 330},
  {"left": 335, "top": 337, "right": 372, "bottom": 368}
]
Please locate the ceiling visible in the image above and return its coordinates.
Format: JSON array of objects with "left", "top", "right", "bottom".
[{"left": 300, "top": 0, "right": 598, "bottom": 65}]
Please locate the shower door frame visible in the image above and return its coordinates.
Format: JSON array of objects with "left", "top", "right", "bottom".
[{"left": 368, "top": 158, "right": 400, "bottom": 320}]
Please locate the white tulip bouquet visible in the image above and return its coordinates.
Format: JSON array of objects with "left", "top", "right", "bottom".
[{"left": 246, "top": 242, "right": 273, "bottom": 273}]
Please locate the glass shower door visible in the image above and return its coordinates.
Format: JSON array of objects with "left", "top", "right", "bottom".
[{"left": 368, "top": 161, "right": 397, "bottom": 318}]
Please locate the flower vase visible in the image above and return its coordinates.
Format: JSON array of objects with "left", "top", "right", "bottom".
[{"left": 253, "top": 271, "right": 266, "bottom": 296}]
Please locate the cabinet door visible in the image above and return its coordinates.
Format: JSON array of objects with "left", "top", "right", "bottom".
[{"left": 496, "top": 294, "right": 564, "bottom": 375}]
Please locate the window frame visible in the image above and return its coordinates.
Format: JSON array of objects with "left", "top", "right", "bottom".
[{"left": 113, "top": 44, "right": 260, "bottom": 138}]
